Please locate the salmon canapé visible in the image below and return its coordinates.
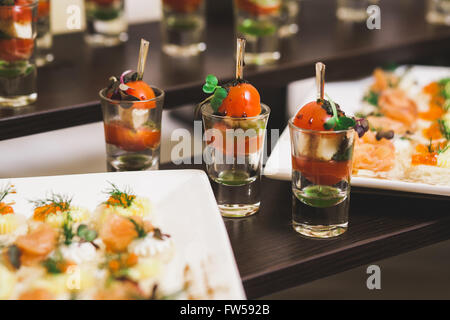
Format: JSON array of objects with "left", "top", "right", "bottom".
[
  {"left": 378, "top": 88, "right": 418, "bottom": 128},
  {"left": 366, "top": 116, "right": 409, "bottom": 135},
  {"left": 353, "top": 131, "right": 396, "bottom": 172},
  {"left": 15, "top": 223, "right": 57, "bottom": 265}
]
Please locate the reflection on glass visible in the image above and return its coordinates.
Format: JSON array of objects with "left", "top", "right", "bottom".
[
  {"left": 161, "top": 0, "right": 206, "bottom": 57},
  {"left": 85, "top": 0, "right": 128, "bottom": 47},
  {"left": 426, "top": 0, "right": 450, "bottom": 26},
  {"left": 0, "top": 0, "right": 38, "bottom": 107},
  {"left": 336, "top": 0, "right": 379, "bottom": 23},
  {"left": 36, "top": 0, "right": 53, "bottom": 66},
  {"left": 234, "top": 0, "right": 282, "bottom": 65}
]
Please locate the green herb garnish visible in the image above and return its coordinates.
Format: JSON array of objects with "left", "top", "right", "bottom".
[
  {"left": 104, "top": 182, "right": 135, "bottom": 208},
  {"left": 77, "top": 224, "right": 98, "bottom": 242},
  {"left": 0, "top": 183, "right": 13, "bottom": 203},
  {"left": 438, "top": 119, "right": 450, "bottom": 141},
  {"left": 363, "top": 90, "right": 380, "bottom": 107},
  {"left": 202, "top": 74, "right": 228, "bottom": 112},
  {"left": 323, "top": 94, "right": 356, "bottom": 131},
  {"left": 62, "top": 211, "right": 75, "bottom": 245},
  {"left": 42, "top": 251, "right": 66, "bottom": 274},
  {"left": 128, "top": 218, "right": 147, "bottom": 239}
]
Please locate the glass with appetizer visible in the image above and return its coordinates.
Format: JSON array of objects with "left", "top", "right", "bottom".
[
  {"left": 100, "top": 40, "right": 164, "bottom": 171},
  {"left": 161, "top": 0, "right": 206, "bottom": 57},
  {"left": 233, "top": 0, "right": 281, "bottom": 65},
  {"left": 0, "top": 0, "right": 38, "bottom": 107},
  {"left": 84, "top": 0, "right": 128, "bottom": 47},
  {"left": 289, "top": 63, "right": 368, "bottom": 238},
  {"left": 200, "top": 39, "right": 270, "bottom": 217},
  {"left": 36, "top": 0, "right": 52, "bottom": 66}
]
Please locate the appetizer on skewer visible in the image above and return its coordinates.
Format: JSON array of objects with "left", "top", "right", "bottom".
[
  {"left": 291, "top": 63, "right": 368, "bottom": 186},
  {"left": 201, "top": 38, "right": 266, "bottom": 156},
  {"left": 103, "top": 40, "right": 161, "bottom": 153}
]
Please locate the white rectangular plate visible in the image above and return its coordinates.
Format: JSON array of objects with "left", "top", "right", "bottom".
[
  {"left": 0, "top": 170, "right": 246, "bottom": 299},
  {"left": 264, "top": 65, "right": 450, "bottom": 196}
]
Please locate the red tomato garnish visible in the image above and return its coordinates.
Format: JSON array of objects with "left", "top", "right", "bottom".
[
  {"left": 219, "top": 83, "right": 261, "bottom": 118},
  {"left": 125, "top": 81, "right": 156, "bottom": 110},
  {"left": 292, "top": 155, "right": 351, "bottom": 186},
  {"left": 0, "top": 39, "right": 34, "bottom": 62},
  {"left": 163, "top": 0, "right": 203, "bottom": 13},
  {"left": 0, "top": 2, "right": 33, "bottom": 23},
  {"left": 105, "top": 121, "right": 161, "bottom": 152},
  {"left": 236, "top": 0, "right": 280, "bottom": 15},
  {"left": 293, "top": 101, "right": 332, "bottom": 131}
]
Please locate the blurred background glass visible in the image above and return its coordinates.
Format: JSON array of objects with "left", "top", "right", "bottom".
[
  {"left": 0, "top": 1, "right": 38, "bottom": 107},
  {"left": 84, "top": 0, "right": 128, "bottom": 47},
  {"left": 234, "top": 0, "right": 282, "bottom": 65},
  {"left": 36, "top": 0, "right": 53, "bottom": 67},
  {"left": 161, "top": 0, "right": 206, "bottom": 57},
  {"left": 279, "top": 0, "right": 300, "bottom": 37},
  {"left": 426, "top": 0, "right": 450, "bottom": 25}
]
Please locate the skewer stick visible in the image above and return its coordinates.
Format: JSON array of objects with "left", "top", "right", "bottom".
[
  {"left": 137, "top": 39, "right": 150, "bottom": 81},
  {"left": 236, "top": 38, "right": 246, "bottom": 80},
  {"left": 316, "top": 62, "right": 326, "bottom": 101}
]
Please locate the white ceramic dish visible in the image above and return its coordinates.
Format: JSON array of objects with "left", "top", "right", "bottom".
[
  {"left": 264, "top": 65, "right": 450, "bottom": 196},
  {"left": 0, "top": 170, "right": 246, "bottom": 299}
]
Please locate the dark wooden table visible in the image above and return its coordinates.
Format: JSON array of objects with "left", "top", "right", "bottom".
[
  {"left": 1, "top": 0, "right": 450, "bottom": 139},
  {"left": 161, "top": 162, "right": 450, "bottom": 299}
]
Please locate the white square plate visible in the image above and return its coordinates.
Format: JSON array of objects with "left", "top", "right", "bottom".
[
  {"left": 0, "top": 170, "right": 246, "bottom": 299},
  {"left": 264, "top": 65, "right": 450, "bottom": 196}
]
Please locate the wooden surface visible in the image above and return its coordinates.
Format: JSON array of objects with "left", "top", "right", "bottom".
[
  {"left": 1, "top": 0, "right": 450, "bottom": 139},
  {"left": 161, "top": 162, "right": 450, "bottom": 299}
]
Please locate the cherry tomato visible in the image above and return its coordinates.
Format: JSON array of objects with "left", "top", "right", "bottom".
[
  {"left": 0, "top": 2, "right": 33, "bottom": 23},
  {"left": 219, "top": 83, "right": 261, "bottom": 118},
  {"left": 0, "top": 39, "right": 34, "bottom": 62},
  {"left": 293, "top": 100, "right": 332, "bottom": 131},
  {"left": 105, "top": 121, "right": 161, "bottom": 152},
  {"left": 125, "top": 81, "right": 156, "bottom": 110}
]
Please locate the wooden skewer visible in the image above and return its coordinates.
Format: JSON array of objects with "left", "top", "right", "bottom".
[
  {"left": 316, "top": 62, "right": 325, "bottom": 101},
  {"left": 137, "top": 39, "right": 150, "bottom": 81},
  {"left": 236, "top": 38, "right": 246, "bottom": 80}
]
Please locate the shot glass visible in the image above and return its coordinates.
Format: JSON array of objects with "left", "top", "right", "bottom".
[
  {"left": 426, "top": 0, "right": 450, "bottom": 26},
  {"left": 289, "top": 119, "right": 355, "bottom": 238},
  {"left": 0, "top": 0, "right": 38, "bottom": 107},
  {"left": 336, "top": 0, "right": 379, "bottom": 23},
  {"left": 279, "top": 0, "right": 300, "bottom": 38},
  {"left": 36, "top": 0, "right": 53, "bottom": 67},
  {"left": 233, "top": 0, "right": 282, "bottom": 65},
  {"left": 161, "top": 0, "right": 206, "bottom": 57},
  {"left": 99, "top": 87, "right": 164, "bottom": 171},
  {"left": 85, "top": 0, "right": 128, "bottom": 47},
  {"left": 201, "top": 102, "right": 270, "bottom": 218}
]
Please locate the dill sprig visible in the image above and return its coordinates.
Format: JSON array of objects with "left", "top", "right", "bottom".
[
  {"left": 438, "top": 120, "right": 450, "bottom": 141},
  {"left": 104, "top": 182, "right": 135, "bottom": 208},
  {"left": 128, "top": 218, "right": 147, "bottom": 238},
  {"left": 62, "top": 211, "right": 75, "bottom": 245},
  {"left": 0, "top": 183, "right": 14, "bottom": 203},
  {"left": 29, "top": 193, "right": 72, "bottom": 211}
]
